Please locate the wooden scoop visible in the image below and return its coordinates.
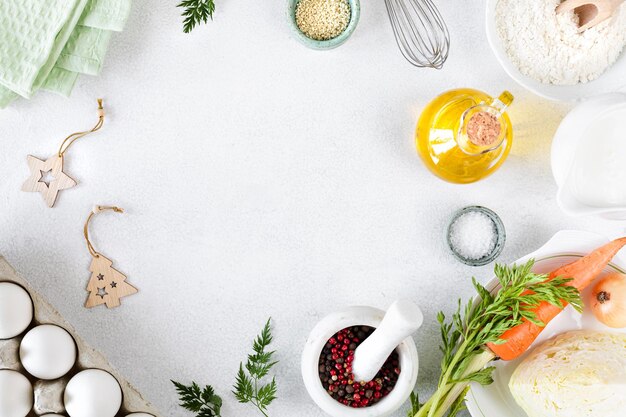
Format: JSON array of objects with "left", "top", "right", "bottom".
[
  {"left": 557, "top": 0, "right": 625, "bottom": 31},
  {"left": 351, "top": 300, "right": 423, "bottom": 383}
]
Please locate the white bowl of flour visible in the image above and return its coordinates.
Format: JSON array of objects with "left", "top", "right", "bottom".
[{"left": 486, "top": 0, "right": 626, "bottom": 101}]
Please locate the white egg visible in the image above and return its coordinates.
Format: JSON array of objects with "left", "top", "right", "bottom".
[
  {"left": 0, "top": 282, "right": 33, "bottom": 339},
  {"left": 0, "top": 369, "right": 33, "bottom": 417},
  {"left": 64, "top": 369, "right": 122, "bottom": 417},
  {"left": 20, "top": 324, "right": 77, "bottom": 380},
  {"left": 125, "top": 414, "right": 155, "bottom": 417}
]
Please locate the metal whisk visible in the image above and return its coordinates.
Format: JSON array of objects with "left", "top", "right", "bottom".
[{"left": 385, "top": 0, "right": 450, "bottom": 69}]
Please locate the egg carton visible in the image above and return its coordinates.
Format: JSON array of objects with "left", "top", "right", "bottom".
[{"left": 0, "top": 257, "right": 161, "bottom": 417}]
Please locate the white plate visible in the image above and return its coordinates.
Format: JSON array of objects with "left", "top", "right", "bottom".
[
  {"left": 466, "top": 230, "right": 626, "bottom": 417},
  {"left": 485, "top": 0, "right": 626, "bottom": 102}
]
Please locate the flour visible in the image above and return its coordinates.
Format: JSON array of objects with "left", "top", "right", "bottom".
[{"left": 495, "top": 0, "right": 626, "bottom": 85}]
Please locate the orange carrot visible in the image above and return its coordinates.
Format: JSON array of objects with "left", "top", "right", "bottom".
[{"left": 487, "top": 237, "right": 626, "bottom": 361}]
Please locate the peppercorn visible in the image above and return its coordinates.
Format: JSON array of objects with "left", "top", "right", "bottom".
[{"left": 317, "top": 326, "right": 400, "bottom": 408}]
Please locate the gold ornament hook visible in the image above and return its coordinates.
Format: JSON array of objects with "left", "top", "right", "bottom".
[
  {"left": 84, "top": 205, "right": 124, "bottom": 258},
  {"left": 58, "top": 99, "right": 105, "bottom": 157}
]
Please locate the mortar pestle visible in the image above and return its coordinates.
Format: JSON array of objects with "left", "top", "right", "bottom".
[{"left": 302, "top": 300, "right": 422, "bottom": 417}]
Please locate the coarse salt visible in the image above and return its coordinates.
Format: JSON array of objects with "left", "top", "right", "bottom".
[{"left": 449, "top": 211, "right": 497, "bottom": 260}]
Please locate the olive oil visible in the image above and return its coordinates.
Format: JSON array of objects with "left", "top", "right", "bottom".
[{"left": 416, "top": 89, "right": 514, "bottom": 184}]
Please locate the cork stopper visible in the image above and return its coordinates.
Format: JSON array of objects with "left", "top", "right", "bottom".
[{"left": 466, "top": 111, "right": 501, "bottom": 147}]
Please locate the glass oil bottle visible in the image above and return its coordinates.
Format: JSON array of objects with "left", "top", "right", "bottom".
[{"left": 416, "top": 89, "right": 514, "bottom": 184}]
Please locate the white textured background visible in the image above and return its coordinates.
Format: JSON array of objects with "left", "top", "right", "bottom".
[{"left": 0, "top": 1, "right": 624, "bottom": 416}]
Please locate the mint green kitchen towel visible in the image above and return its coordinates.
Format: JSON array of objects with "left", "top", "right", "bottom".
[
  {"left": 43, "top": 68, "right": 81, "bottom": 96},
  {"left": 56, "top": 0, "right": 132, "bottom": 76},
  {"left": 80, "top": 0, "right": 132, "bottom": 31},
  {"left": 56, "top": 26, "right": 113, "bottom": 76},
  {"left": 0, "top": 0, "right": 89, "bottom": 98},
  {"left": 0, "top": 0, "right": 131, "bottom": 108}
]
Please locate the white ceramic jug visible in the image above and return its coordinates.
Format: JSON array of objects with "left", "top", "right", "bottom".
[{"left": 551, "top": 93, "right": 626, "bottom": 219}]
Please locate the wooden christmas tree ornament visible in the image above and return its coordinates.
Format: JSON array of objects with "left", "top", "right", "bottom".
[
  {"left": 84, "top": 205, "right": 138, "bottom": 309},
  {"left": 22, "top": 99, "right": 105, "bottom": 208}
]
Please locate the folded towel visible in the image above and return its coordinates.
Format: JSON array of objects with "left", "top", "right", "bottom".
[
  {"left": 0, "top": 0, "right": 89, "bottom": 98},
  {"left": 43, "top": 67, "right": 80, "bottom": 96},
  {"left": 80, "top": 0, "right": 132, "bottom": 31},
  {"left": 0, "top": 0, "right": 131, "bottom": 108},
  {"left": 57, "top": 26, "right": 113, "bottom": 76}
]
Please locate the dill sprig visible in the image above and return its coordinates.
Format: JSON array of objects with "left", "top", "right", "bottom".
[
  {"left": 177, "top": 0, "right": 216, "bottom": 33},
  {"left": 411, "top": 259, "right": 583, "bottom": 417},
  {"left": 172, "top": 381, "right": 223, "bottom": 417},
  {"left": 233, "top": 318, "right": 278, "bottom": 417}
]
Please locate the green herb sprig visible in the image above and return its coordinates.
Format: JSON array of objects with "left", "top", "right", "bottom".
[
  {"left": 172, "top": 381, "right": 223, "bottom": 417},
  {"left": 233, "top": 318, "right": 278, "bottom": 417},
  {"left": 408, "top": 392, "right": 422, "bottom": 417},
  {"left": 177, "top": 0, "right": 216, "bottom": 33},
  {"left": 411, "top": 259, "right": 582, "bottom": 417}
]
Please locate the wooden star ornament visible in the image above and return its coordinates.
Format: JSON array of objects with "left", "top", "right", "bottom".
[
  {"left": 22, "top": 154, "right": 77, "bottom": 207},
  {"left": 21, "top": 99, "right": 105, "bottom": 208}
]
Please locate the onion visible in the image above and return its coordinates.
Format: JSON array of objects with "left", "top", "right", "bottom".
[{"left": 590, "top": 273, "right": 626, "bottom": 328}]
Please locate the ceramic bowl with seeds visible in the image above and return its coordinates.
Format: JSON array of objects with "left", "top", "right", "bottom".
[{"left": 287, "top": 0, "right": 360, "bottom": 49}]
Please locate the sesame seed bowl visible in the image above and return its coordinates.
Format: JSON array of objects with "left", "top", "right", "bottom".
[{"left": 287, "top": 0, "right": 360, "bottom": 50}]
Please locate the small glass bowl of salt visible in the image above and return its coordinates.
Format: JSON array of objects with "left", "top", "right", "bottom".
[{"left": 446, "top": 206, "right": 505, "bottom": 266}]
